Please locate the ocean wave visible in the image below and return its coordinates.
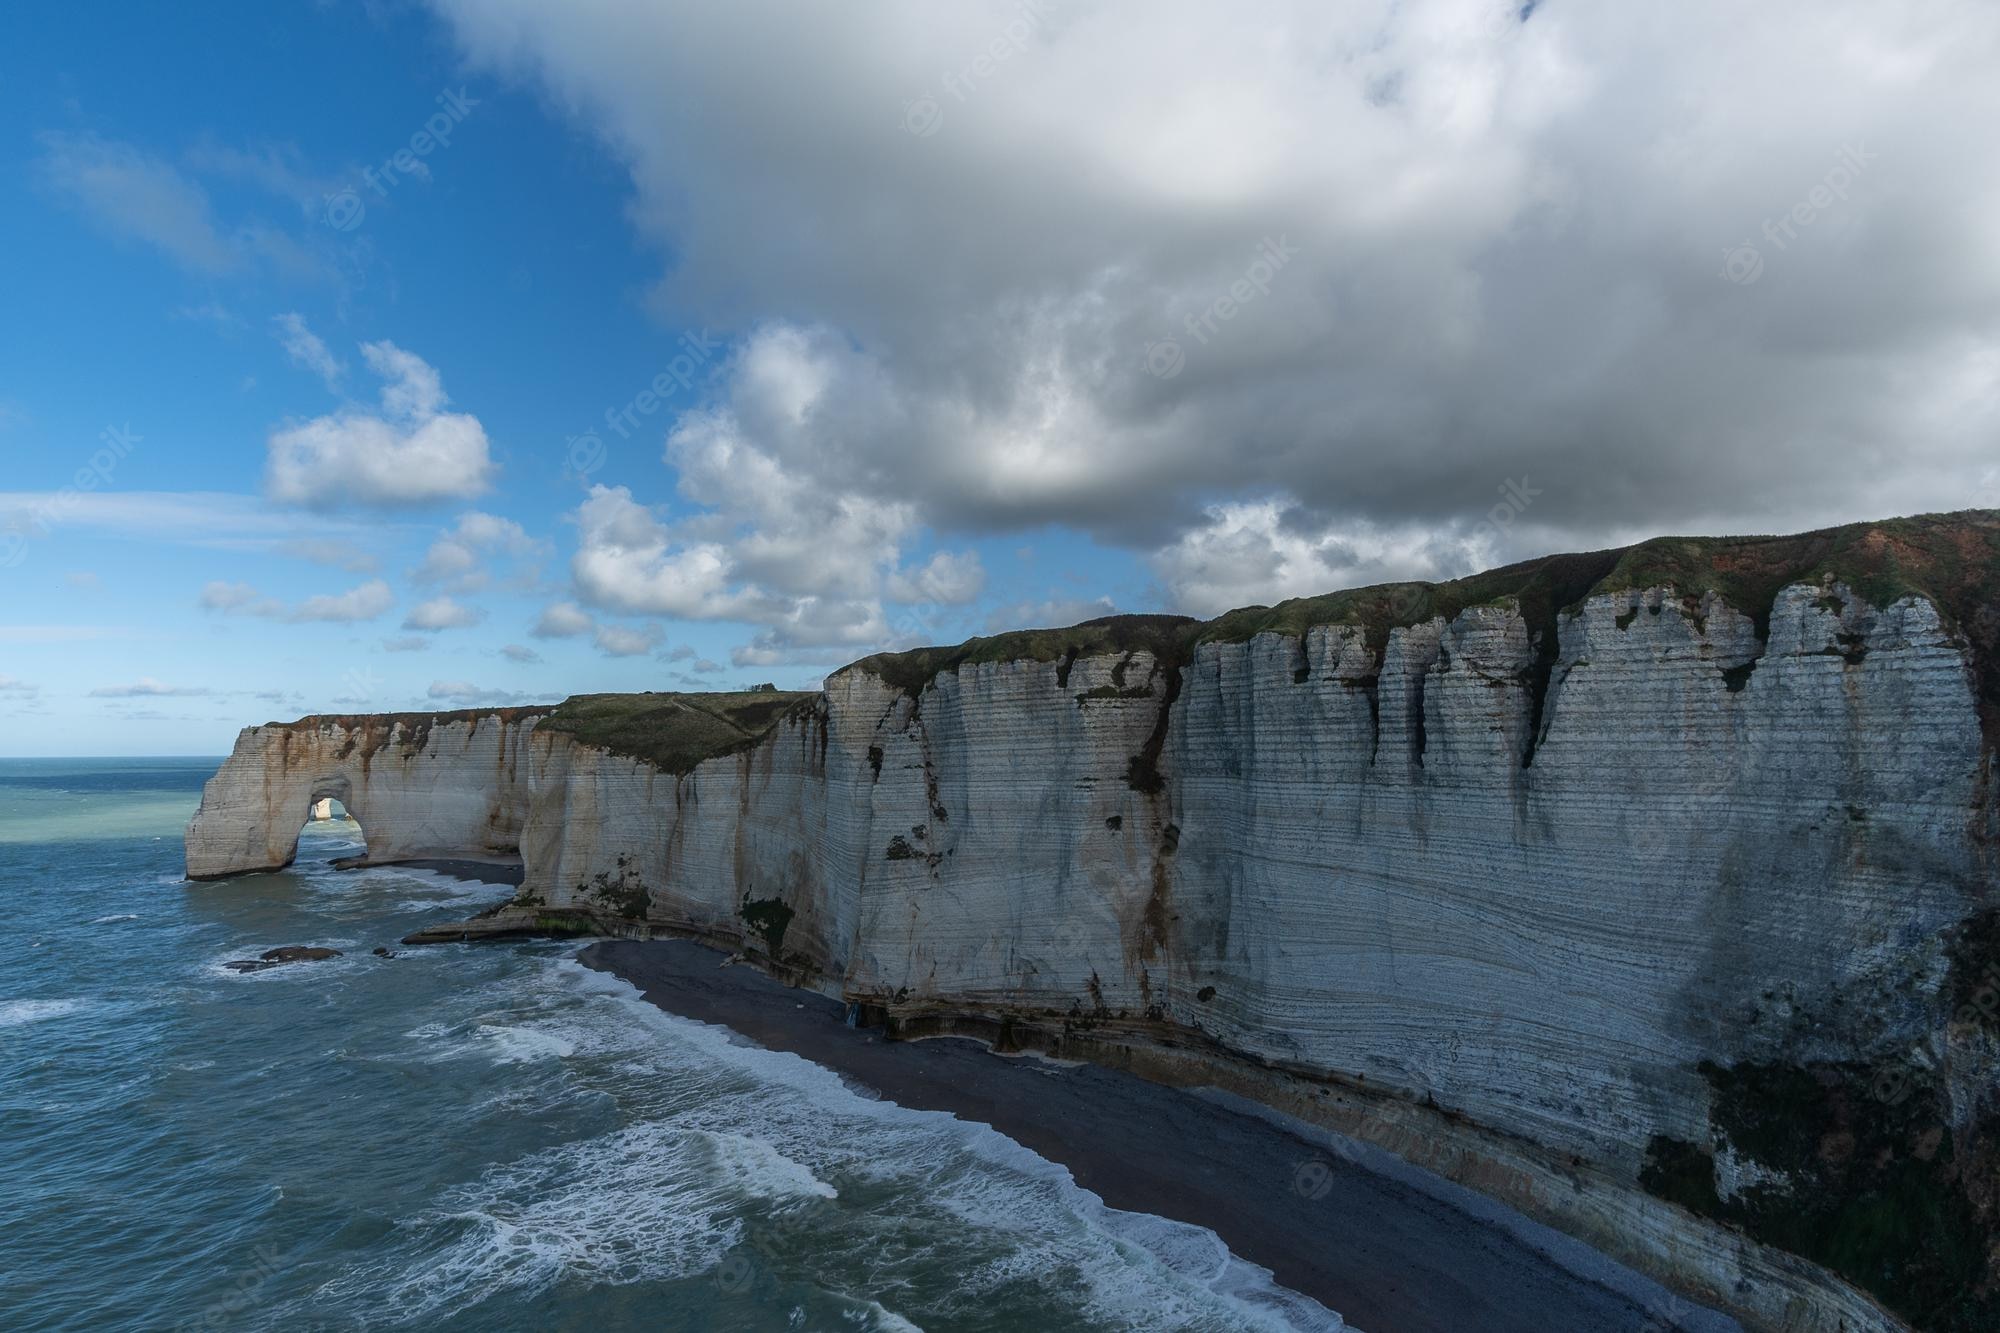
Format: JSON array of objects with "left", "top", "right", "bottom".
[
  {"left": 697, "top": 1129, "right": 840, "bottom": 1201},
  {"left": 249, "top": 947, "right": 1341, "bottom": 1331},
  {"left": 87, "top": 913, "right": 140, "bottom": 925},
  {"left": 309, "top": 1118, "right": 745, "bottom": 1324},
  {"left": 853, "top": 1301, "right": 927, "bottom": 1332},
  {"left": 475, "top": 1023, "right": 576, "bottom": 1064},
  {"left": 532, "top": 959, "right": 1345, "bottom": 1332}
]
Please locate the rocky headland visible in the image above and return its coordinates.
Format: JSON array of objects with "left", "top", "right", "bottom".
[{"left": 185, "top": 511, "right": 2000, "bottom": 1332}]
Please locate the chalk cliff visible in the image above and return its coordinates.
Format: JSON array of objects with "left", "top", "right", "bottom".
[
  {"left": 186, "top": 512, "right": 2000, "bottom": 1333},
  {"left": 184, "top": 708, "right": 548, "bottom": 880}
]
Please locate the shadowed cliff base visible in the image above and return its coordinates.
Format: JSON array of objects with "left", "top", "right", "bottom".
[{"left": 581, "top": 937, "right": 1742, "bottom": 1333}]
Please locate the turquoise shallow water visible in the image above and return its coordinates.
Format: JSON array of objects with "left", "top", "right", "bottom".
[{"left": 0, "top": 759, "right": 1339, "bottom": 1332}]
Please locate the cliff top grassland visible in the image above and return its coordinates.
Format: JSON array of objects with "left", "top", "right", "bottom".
[
  {"left": 847, "top": 615, "right": 1200, "bottom": 697},
  {"left": 267, "top": 694, "right": 813, "bottom": 774},
  {"left": 534, "top": 689, "right": 815, "bottom": 773},
  {"left": 846, "top": 510, "right": 2000, "bottom": 711}
]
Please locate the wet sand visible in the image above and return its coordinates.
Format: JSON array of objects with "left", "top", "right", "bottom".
[{"left": 581, "top": 938, "right": 1739, "bottom": 1333}]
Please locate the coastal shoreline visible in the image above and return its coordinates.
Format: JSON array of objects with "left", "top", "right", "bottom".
[{"left": 580, "top": 936, "right": 1740, "bottom": 1333}]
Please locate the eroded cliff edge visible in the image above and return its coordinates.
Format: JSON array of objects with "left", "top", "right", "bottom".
[{"left": 186, "top": 512, "right": 2000, "bottom": 1332}]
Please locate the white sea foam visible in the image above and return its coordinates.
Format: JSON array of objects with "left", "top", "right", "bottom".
[
  {"left": 316, "top": 1118, "right": 744, "bottom": 1323},
  {"left": 305, "top": 953, "right": 1343, "bottom": 1330},
  {"left": 698, "top": 1129, "right": 839, "bottom": 1201},
  {"left": 475, "top": 1024, "right": 576, "bottom": 1064},
  {"left": 0, "top": 998, "right": 92, "bottom": 1029},
  {"left": 533, "top": 958, "right": 1346, "bottom": 1331}
]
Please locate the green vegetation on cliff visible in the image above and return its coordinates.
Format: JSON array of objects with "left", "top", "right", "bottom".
[
  {"left": 1636, "top": 908, "right": 2000, "bottom": 1333},
  {"left": 1588, "top": 510, "right": 2000, "bottom": 736},
  {"left": 536, "top": 690, "right": 813, "bottom": 774},
  {"left": 848, "top": 615, "right": 1197, "bottom": 696},
  {"left": 840, "top": 511, "right": 2000, "bottom": 718},
  {"left": 1593, "top": 510, "right": 2000, "bottom": 638}
]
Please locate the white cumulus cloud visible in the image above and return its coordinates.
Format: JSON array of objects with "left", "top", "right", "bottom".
[
  {"left": 403, "top": 595, "right": 486, "bottom": 631},
  {"left": 887, "top": 550, "right": 986, "bottom": 605},
  {"left": 530, "top": 601, "right": 595, "bottom": 638},
  {"left": 266, "top": 341, "right": 495, "bottom": 508},
  {"left": 413, "top": 511, "right": 544, "bottom": 587},
  {"left": 293, "top": 579, "right": 395, "bottom": 623},
  {"left": 199, "top": 580, "right": 265, "bottom": 612},
  {"left": 201, "top": 577, "right": 394, "bottom": 623},
  {"left": 594, "top": 622, "right": 664, "bottom": 657}
]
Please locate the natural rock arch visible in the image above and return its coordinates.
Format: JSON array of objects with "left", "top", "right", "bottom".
[{"left": 185, "top": 713, "right": 542, "bottom": 880}]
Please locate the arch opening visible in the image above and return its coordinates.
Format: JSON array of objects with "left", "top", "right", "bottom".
[{"left": 299, "top": 782, "right": 369, "bottom": 869}]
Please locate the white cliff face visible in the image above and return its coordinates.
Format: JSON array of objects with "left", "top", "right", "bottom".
[
  {"left": 516, "top": 705, "right": 851, "bottom": 964},
  {"left": 511, "top": 653, "right": 1180, "bottom": 1000},
  {"left": 832, "top": 651, "right": 1189, "bottom": 1011},
  {"left": 186, "top": 580, "right": 1998, "bottom": 1331},
  {"left": 188, "top": 588, "right": 1992, "bottom": 1150},
  {"left": 185, "top": 711, "right": 545, "bottom": 879},
  {"left": 1167, "top": 586, "right": 1990, "bottom": 1170},
  {"left": 492, "top": 583, "right": 1991, "bottom": 1159}
]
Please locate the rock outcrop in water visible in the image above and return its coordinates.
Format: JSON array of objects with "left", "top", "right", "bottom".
[
  {"left": 222, "top": 945, "right": 342, "bottom": 973},
  {"left": 186, "top": 512, "right": 2000, "bottom": 1333}
]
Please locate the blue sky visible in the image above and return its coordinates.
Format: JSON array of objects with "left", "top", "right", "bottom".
[
  {"left": 4, "top": 1, "right": 1997, "bottom": 755},
  {"left": 0, "top": 3, "right": 1147, "bottom": 755}
]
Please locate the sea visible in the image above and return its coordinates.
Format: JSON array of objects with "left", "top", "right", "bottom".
[{"left": 0, "top": 758, "right": 1342, "bottom": 1332}]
